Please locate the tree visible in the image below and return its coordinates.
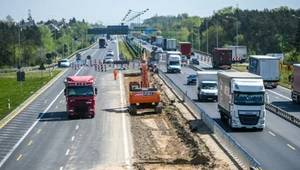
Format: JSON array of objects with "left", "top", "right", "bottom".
[{"left": 5, "top": 15, "right": 14, "bottom": 22}]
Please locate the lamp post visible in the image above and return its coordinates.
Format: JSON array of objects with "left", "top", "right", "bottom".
[
  {"left": 127, "top": 9, "right": 149, "bottom": 54},
  {"left": 226, "top": 16, "right": 239, "bottom": 46}
]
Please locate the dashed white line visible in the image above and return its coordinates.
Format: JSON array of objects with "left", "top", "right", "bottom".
[
  {"left": 0, "top": 67, "right": 84, "bottom": 168},
  {"left": 59, "top": 167, "right": 63, "bottom": 170},
  {"left": 76, "top": 125, "right": 79, "bottom": 130},
  {"left": 66, "top": 149, "right": 70, "bottom": 155},
  {"left": 267, "top": 90, "right": 292, "bottom": 101},
  {"left": 71, "top": 136, "right": 74, "bottom": 141}
]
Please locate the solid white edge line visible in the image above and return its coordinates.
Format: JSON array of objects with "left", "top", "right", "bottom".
[
  {"left": 117, "top": 39, "right": 130, "bottom": 166},
  {"left": 120, "top": 73, "right": 130, "bottom": 166},
  {"left": 0, "top": 67, "right": 84, "bottom": 168}
]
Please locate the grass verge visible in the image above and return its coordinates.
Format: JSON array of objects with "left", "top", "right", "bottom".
[
  {"left": 118, "top": 40, "right": 134, "bottom": 60},
  {"left": 0, "top": 70, "right": 61, "bottom": 120},
  {"left": 232, "top": 65, "right": 292, "bottom": 89}
]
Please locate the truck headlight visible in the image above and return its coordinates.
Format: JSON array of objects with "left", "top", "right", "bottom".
[{"left": 260, "top": 120, "right": 265, "bottom": 124}]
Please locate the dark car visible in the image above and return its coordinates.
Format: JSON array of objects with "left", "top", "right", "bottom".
[
  {"left": 191, "top": 57, "right": 199, "bottom": 65},
  {"left": 181, "top": 55, "right": 187, "bottom": 63},
  {"left": 187, "top": 74, "right": 196, "bottom": 85}
]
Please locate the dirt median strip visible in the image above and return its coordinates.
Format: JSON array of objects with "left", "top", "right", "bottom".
[{"left": 123, "top": 72, "right": 241, "bottom": 170}]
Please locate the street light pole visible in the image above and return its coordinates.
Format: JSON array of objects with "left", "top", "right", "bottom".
[{"left": 206, "top": 20, "right": 208, "bottom": 54}]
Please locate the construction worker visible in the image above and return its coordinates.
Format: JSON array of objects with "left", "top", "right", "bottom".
[{"left": 113, "top": 69, "right": 118, "bottom": 80}]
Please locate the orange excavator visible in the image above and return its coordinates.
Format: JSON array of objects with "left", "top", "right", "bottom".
[{"left": 128, "top": 48, "right": 162, "bottom": 115}]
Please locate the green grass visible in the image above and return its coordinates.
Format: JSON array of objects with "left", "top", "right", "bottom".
[
  {"left": 118, "top": 41, "right": 134, "bottom": 60},
  {"left": 0, "top": 70, "right": 61, "bottom": 120},
  {"left": 232, "top": 65, "right": 292, "bottom": 89}
]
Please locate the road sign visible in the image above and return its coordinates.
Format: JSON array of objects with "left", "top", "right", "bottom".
[
  {"left": 17, "top": 71, "right": 25, "bottom": 81},
  {"left": 46, "top": 59, "right": 52, "bottom": 64},
  {"left": 39, "top": 63, "right": 46, "bottom": 70},
  {"left": 145, "top": 29, "right": 153, "bottom": 35},
  {"left": 46, "top": 53, "right": 52, "bottom": 59}
]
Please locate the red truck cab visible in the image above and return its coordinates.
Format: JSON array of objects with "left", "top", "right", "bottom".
[{"left": 64, "top": 76, "right": 97, "bottom": 119}]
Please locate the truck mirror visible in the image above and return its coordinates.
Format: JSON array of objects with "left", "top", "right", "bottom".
[
  {"left": 288, "top": 75, "right": 292, "bottom": 83},
  {"left": 265, "top": 94, "right": 270, "bottom": 104},
  {"left": 64, "top": 88, "right": 66, "bottom": 96},
  {"left": 95, "top": 87, "right": 98, "bottom": 95}
]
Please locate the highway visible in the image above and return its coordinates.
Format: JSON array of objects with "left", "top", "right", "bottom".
[
  {"left": 192, "top": 59, "right": 300, "bottom": 119},
  {"left": 138, "top": 41, "right": 300, "bottom": 169},
  {"left": 0, "top": 40, "right": 132, "bottom": 169},
  {"left": 156, "top": 64, "right": 300, "bottom": 170}
]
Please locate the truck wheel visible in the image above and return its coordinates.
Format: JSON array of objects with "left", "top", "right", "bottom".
[
  {"left": 227, "top": 117, "right": 232, "bottom": 128},
  {"left": 91, "top": 115, "right": 95, "bottom": 118},
  {"left": 130, "top": 104, "right": 137, "bottom": 115},
  {"left": 257, "top": 128, "right": 264, "bottom": 132},
  {"left": 68, "top": 115, "right": 73, "bottom": 119},
  {"left": 220, "top": 113, "right": 226, "bottom": 122}
]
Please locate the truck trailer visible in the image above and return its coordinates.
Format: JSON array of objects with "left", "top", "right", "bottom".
[
  {"left": 226, "top": 46, "right": 247, "bottom": 63},
  {"left": 166, "top": 39, "right": 177, "bottom": 51},
  {"left": 212, "top": 48, "right": 232, "bottom": 69},
  {"left": 179, "top": 42, "right": 191, "bottom": 59},
  {"left": 217, "top": 72, "right": 268, "bottom": 130},
  {"left": 196, "top": 71, "right": 218, "bottom": 102},
  {"left": 248, "top": 55, "right": 280, "bottom": 88},
  {"left": 290, "top": 64, "right": 300, "bottom": 103},
  {"left": 64, "top": 76, "right": 97, "bottom": 119}
]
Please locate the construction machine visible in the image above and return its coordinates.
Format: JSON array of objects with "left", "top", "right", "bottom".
[{"left": 128, "top": 48, "right": 162, "bottom": 115}]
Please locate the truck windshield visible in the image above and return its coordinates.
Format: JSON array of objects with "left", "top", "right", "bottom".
[
  {"left": 202, "top": 83, "right": 217, "bottom": 89},
  {"left": 169, "top": 61, "right": 180, "bottom": 66},
  {"left": 234, "top": 92, "right": 264, "bottom": 105},
  {"left": 68, "top": 86, "right": 94, "bottom": 96}
]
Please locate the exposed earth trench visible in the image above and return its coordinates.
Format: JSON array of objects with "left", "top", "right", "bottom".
[{"left": 123, "top": 70, "right": 242, "bottom": 170}]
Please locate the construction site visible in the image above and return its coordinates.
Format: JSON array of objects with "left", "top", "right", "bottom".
[{"left": 122, "top": 51, "right": 241, "bottom": 170}]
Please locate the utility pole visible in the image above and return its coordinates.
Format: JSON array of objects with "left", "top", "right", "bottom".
[
  {"left": 191, "top": 27, "right": 193, "bottom": 51},
  {"left": 206, "top": 20, "right": 208, "bottom": 54}
]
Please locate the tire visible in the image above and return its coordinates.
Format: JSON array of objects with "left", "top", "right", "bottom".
[
  {"left": 91, "top": 115, "right": 95, "bottom": 118},
  {"left": 257, "top": 128, "right": 264, "bottom": 132},
  {"left": 220, "top": 113, "right": 226, "bottom": 122},
  {"left": 187, "top": 82, "right": 190, "bottom": 85},
  {"left": 227, "top": 117, "right": 232, "bottom": 128},
  {"left": 68, "top": 115, "right": 73, "bottom": 119},
  {"left": 130, "top": 104, "right": 137, "bottom": 115}
]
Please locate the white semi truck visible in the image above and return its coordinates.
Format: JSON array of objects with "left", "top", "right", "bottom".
[
  {"left": 196, "top": 71, "right": 218, "bottom": 102},
  {"left": 248, "top": 55, "right": 280, "bottom": 88},
  {"left": 166, "top": 39, "right": 177, "bottom": 51},
  {"left": 217, "top": 72, "right": 268, "bottom": 130}
]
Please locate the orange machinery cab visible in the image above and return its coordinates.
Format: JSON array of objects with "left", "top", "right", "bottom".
[{"left": 129, "top": 82, "right": 161, "bottom": 105}]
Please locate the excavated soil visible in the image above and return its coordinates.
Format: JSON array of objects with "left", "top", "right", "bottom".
[{"left": 123, "top": 71, "right": 239, "bottom": 170}]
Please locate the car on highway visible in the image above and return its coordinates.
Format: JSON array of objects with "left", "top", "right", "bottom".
[
  {"left": 59, "top": 59, "right": 71, "bottom": 67},
  {"left": 106, "top": 49, "right": 114, "bottom": 56},
  {"left": 181, "top": 55, "right": 187, "bottom": 66},
  {"left": 187, "top": 74, "right": 197, "bottom": 85},
  {"left": 112, "top": 40, "right": 116, "bottom": 43},
  {"left": 103, "top": 57, "right": 113, "bottom": 63},
  {"left": 142, "top": 41, "right": 147, "bottom": 45},
  {"left": 191, "top": 57, "right": 200, "bottom": 65}
]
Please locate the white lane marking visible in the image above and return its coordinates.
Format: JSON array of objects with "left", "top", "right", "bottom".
[
  {"left": 0, "top": 67, "right": 84, "bottom": 168},
  {"left": 267, "top": 90, "right": 292, "bottom": 101},
  {"left": 71, "top": 136, "right": 74, "bottom": 141},
  {"left": 66, "top": 149, "right": 70, "bottom": 156},
  {"left": 119, "top": 71, "right": 130, "bottom": 166},
  {"left": 116, "top": 36, "right": 120, "bottom": 60},
  {"left": 76, "top": 125, "right": 79, "bottom": 130},
  {"left": 59, "top": 167, "right": 63, "bottom": 170}
]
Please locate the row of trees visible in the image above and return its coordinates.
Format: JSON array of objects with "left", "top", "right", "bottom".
[
  {"left": 0, "top": 16, "right": 92, "bottom": 68},
  {"left": 143, "top": 6, "right": 300, "bottom": 62}
]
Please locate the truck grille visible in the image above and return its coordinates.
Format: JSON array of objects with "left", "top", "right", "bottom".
[
  {"left": 239, "top": 115, "right": 259, "bottom": 125},
  {"left": 74, "top": 106, "right": 88, "bottom": 113}
]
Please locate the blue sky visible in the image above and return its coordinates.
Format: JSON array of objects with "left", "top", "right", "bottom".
[{"left": 1, "top": 0, "right": 299, "bottom": 25}]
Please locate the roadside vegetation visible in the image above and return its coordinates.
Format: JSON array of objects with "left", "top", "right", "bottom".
[
  {"left": 0, "top": 70, "right": 61, "bottom": 120},
  {"left": 118, "top": 39, "right": 133, "bottom": 60}
]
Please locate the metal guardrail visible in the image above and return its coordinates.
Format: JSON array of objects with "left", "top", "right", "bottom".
[
  {"left": 194, "top": 49, "right": 211, "bottom": 57},
  {"left": 158, "top": 69, "right": 261, "bottom": 169},
  {"left": 266, "top": 103, "right": 300, "bottom": 127},
  {"left": 0, "top": 42, "right": 97, "bottom": 73},
  {"left": 123, "top": 38, "right": 138, "bottom": 59}
]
